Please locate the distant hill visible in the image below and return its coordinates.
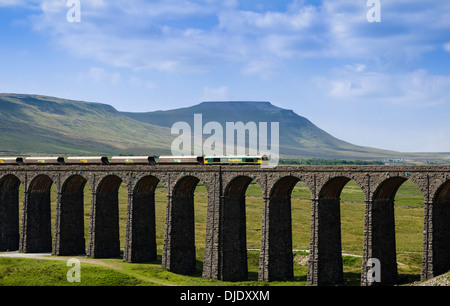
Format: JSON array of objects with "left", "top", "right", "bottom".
[
  {"left": 0, "top": 93, "right": 444, "bottom": 161},
  {"left": 0, "top": 94, "right": 173, "bottom": 156},
  {"left": 121, "top": 101, "right": 398, "bottom": 160}
]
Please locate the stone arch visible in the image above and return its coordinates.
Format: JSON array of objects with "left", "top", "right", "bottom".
[
  {"left": 0, "top": 174, "right": 21, "bottom": 251},
  {"left": 54, "top": 174, "right": 88, "bottom": 256},
  {"left": 0, "top": 174, "right": 21, "bottom": 190},
  {"left": 259, "top": 175, "right": 302, "bottom": 281},
  {"left": 173, "top": 175, "right": 201, "bottom": 196},
  {"left": 310, "top": 175, "right": 366, "bottom": 285},
  {"left": 87, "top": 174, "right": 122, "bottom": 258},
  {"left": 373, "top": 176, "right": 408, "bottom": 202},
  {"left": 434, "top": 180, "right": 450, "bottom": 203},
  {"left": 225, "top": 175, "right": 254, "bottom": 197},
  {"left": 430, "top": 179, "right": 450, "bottom": 276},
  {"left": 62, "top": 174, "right": 88, "bottom": 192},
  {"left": 162, "top": 175, "right": 201, "bottom": 275},
  {"left": 270, "top": 175, "right": 302, "bottom": 198},
  {"left": 21, "top": 174, "right": 53, "bottom": 253},
  {"left": 366, "top": 175, "right": 415, "bottom": 285},
  {"left": 124, "top": 175, "right": 160, "bottom": 263},
  {"left": 319, "top": 176, "right": 353, "bottom": 199},
  {"left": 97, "top": 174, "right": 123, "bottom": 194},
  {"left": 219, "top": 175, "right": 258, "bottom": 281}
]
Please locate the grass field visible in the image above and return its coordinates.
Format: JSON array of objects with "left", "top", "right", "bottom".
[{"left": 1, "top": 179, "right": 425, "bottom": 286}]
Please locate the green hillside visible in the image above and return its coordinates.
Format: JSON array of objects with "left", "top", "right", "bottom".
[
  {"left": 0, "top": 94, "right": 445, "bottom": 161},
  {"left": 0, "top": 94, "right": 173, "bottom": 156},
  {"left": 122, "top": 101, "right": 398, "bottom": 159}
]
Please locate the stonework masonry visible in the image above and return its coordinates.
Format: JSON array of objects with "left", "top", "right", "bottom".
[{"left": 1, "top": 164, "right": 450, "bottom": 285}]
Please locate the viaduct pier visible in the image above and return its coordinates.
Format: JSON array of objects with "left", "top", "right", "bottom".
[{"left": 1, "top": 164, "right": 450, "bottom": 285}]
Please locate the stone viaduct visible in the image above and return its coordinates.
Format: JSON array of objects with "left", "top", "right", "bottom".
[{"left": 1, "top": 164, "right": 450, "bottom": 286}]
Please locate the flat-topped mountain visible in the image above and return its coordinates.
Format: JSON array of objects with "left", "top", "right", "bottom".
[
  {"left": 122, "top": 100, "right": 396, "bottom": 160},
  {"left": 0, "top": 93, "right": 411, "bottom": 160}
]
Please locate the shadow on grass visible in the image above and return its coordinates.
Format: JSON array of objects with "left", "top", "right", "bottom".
[
  {"left": 122, "top": 250, "right": 422, "bottom": 286},
  {"left": 398, "top": 273, "right": 421, "bottom": 285}
]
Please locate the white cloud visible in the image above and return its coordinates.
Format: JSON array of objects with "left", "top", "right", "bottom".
[
  {"left": 0, "top": 0, "right": 40, "bottom": 9},
  {"left": 241, "top": 58, "right": 282, "bottom": 80},
  {"left": 12, "top": 1, "right": 450, "bottom": 79},
  {"left": 0, "top": 0, "right": 22, "bottom": 6},
  {"left": 0, "top": 0, "right": 29, "bottom": 7},
  {"left": 129, "top": 76, "right": 157, "bottom": 90},
  {"left": 218, "top": 5, "right": 317, "bottom": 34},
  {"left": 314, "top": 67, "right": 450, "bottom": 107},
  {"left": 78, "top": 67, "right": 121, "bottom": 85},
  {"left": 4, "top": 0, "right": 450, "bottom": 153},
  {"left": 444, "top": 42, "right": 450, "bottom": 52},
  {"left": 201, "top": 85, "right": 229, "bottom": 101}
]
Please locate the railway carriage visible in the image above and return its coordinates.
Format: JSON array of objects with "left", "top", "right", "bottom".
[
  {"left": 157, "top": 156, "right": 204, "bottom": 164},
  {"left": 66, "top": 156, "right": 109, "bottom": 165},
  {"left": 109, "top": 156, "right": 156, "bottom": 165},
  {"left": 0, "top": 157, "right": 24, "bottom": 165},
  {"left": 0, "top": 155, "right": 269, "bottom": 167},
  {"left": 25, "top": 157, "right": 65, "bottom": 165}
]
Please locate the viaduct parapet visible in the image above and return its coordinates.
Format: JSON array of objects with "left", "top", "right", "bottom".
[{"left": 1, "top": 164, "right": 450, "bottom": 286}]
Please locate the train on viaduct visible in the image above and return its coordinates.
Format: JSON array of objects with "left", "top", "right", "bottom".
[{"left": 1, "top": 155, "right": 450, "bottom": 286}]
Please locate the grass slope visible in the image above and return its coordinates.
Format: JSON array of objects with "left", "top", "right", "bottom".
[
  {"left": 0, "top": 94, "right": 173, "bottom": 156},
  {"left": 1, "top": 93, "right": 447, "bottom": 161},
  {"left": 121, "top": 101, "right": 399, "bottom": 160}
]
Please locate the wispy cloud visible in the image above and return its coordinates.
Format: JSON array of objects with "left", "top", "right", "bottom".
[
  {"left": 241, "top": 58, "right": 283, "bottom": 80},
  {"left": 85, "top": 67, "right": 120, "bottom": 84},
  {"left": 5, "top": 1, "right": 450, "bottom": 109},
  {"left": 201, "top": 85, "right": 229, "bottom": 101},
  {"left": 3, "top": 1, "right": 450, "bottom": 151},
  {"left": 444, "top": 42, "right": 450, "bottom": 52},
  {"left": 0, "top": 0, "right": 30, "bottom": 7},
  {"left": 0, "top": 0, "right": 40, "bottom": 9},
  {"left": 314, "top": 66, "right": 450, "bottom": 107},
  {"left": 15, "top": 0, "right": 449, "bottom": 76}
]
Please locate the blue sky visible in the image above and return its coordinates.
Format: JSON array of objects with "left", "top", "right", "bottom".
[{"left": 1, "top": 0, "right": 450, "bottom": 153}]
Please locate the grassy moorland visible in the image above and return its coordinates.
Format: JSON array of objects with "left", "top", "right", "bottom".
[
  {"left": 3, "top": 94, "right": 437, "bottom": 161},
  {"left": 0, "top": 180, "right": 425, "bottom": 286},
  {"left": 0, "top": 94, "right": 173, "bottom": 156}
]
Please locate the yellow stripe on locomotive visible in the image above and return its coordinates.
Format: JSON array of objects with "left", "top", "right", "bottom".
[{"left": 203, "top": 156, "right": 267, "bottom": 165}]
